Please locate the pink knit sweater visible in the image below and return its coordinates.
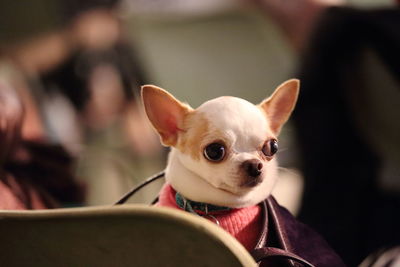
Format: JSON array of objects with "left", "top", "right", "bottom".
[{"left": 156, "top": 184, "right": 263, "bottom": 251}]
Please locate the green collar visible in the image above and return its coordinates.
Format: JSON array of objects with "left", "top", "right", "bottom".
[{"left": 175, "top": 192, "right": 232, "bottom": 215}]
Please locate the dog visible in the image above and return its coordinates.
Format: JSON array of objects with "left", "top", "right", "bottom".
[{"left": 141, "top": 79, "right": 344, "bottom": 266}]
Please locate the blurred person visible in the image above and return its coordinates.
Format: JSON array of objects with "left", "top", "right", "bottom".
[
  {"left": 0, "top": 0, "right": 86, "bottom": 208},
  {"left": 0, "top": 83, "right": 52, "bottom": 209},
  {"left": 0, "top": 1, "right": 163, "bottom": 207},
  {"left": 0, "top": 83, "right": 84, "bottom": 209},
  {"left": 39, "top": 5, "right": 164, "bottom": 205},
  {"left": 250, "top": 0, "right": 400, "bottom": 265},
  {"left": 41, "top": 41, "right": 164, "bottom": 205}
]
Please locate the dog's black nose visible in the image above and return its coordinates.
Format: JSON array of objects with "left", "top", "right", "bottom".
[{"left": 243, "top": 159, "right": 263, "bottom": 178}]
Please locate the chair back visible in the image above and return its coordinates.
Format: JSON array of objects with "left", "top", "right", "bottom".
[{"left": 0, "top": 205, "right": 256, "bottom": 267}]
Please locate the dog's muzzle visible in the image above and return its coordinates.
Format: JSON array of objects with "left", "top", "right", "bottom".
[{"left": 240, "top": 159, "right": 264, "bottom": 187}]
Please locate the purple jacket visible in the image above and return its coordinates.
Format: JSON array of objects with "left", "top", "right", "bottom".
[{"left": 253, "top": 196, "right": 345, "bottom": 267}]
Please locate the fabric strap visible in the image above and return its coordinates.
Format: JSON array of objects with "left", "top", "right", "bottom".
[{"left": 251, "top": 247, "right": 314, "bottom": 267}]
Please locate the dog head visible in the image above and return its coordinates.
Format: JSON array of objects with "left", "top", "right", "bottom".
[{"left": 141, "top": 79, "right": 299, "bottom": 207}]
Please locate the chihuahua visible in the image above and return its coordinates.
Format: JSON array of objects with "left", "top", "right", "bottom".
[
  {"left": 139, "top": 80, "right": 345, "bottom": 266},
  {"left": 141, "top": 79, "right": 299, "bottom": 209}
]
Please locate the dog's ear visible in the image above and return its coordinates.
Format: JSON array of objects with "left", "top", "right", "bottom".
[
  {"left": 141, "top": 85, "right": 192, "bottom": 146},
  {"left": 258, "top": 79, "right": 300, "bottom": 135}
]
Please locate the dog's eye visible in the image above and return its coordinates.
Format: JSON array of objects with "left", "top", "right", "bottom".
[
  {"left": 262, "top": 139, "right": 278, "bottom": 157},
  {"left": 204, "top": 143, "right": 226, "bottom": 162}
]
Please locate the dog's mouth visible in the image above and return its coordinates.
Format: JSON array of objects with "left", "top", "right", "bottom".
[
  {"left": 217, "top": 176, "right": 264, "bottom": 195},
  {"left": 208, "top": 174, "right": 264, "bottom": 196},
  {"left": 240, "top": 176, "right": 263, "bottom": 188},
  {"left": 214, "top": 181, "right": 251, "bottom": 196}
]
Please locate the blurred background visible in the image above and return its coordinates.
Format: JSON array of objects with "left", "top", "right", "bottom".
[{"left": 0, "top": 0, "right": 399, "bottom": 265}]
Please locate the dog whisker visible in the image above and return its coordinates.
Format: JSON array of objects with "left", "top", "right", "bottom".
[
  {"left": 277, "top": 166, "right": 301, "bottom": 177},
  {"left": 277, "top": 147, "right": 288, "bottom": 153}
]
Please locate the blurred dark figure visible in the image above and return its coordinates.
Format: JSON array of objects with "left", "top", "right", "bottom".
[
  {"left": 38, "top": 7, "right": 163, "bottom": 205},
  {"left": 44, "top": 0, "right": 144, "bottom": 115},
  {"left": 0, "top": 84, "right": 84, "bottom": 209},
  {"left": 42, "top": 42, "right": 144, "bottom": 114},
  {"left": 251, "top": 0, "right": 400, "bottom": 265},
  {"left": 293, "top": 7, "right": 400, "bottom": 266}
]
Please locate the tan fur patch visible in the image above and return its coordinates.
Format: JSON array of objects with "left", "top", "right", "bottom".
[{"left": 177, "top": 112, "right": 210, "bottom": 160}]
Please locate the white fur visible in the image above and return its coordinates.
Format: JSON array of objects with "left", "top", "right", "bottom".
[{"left": 166, "top": 97, "right": 279, "bottom": 208}]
